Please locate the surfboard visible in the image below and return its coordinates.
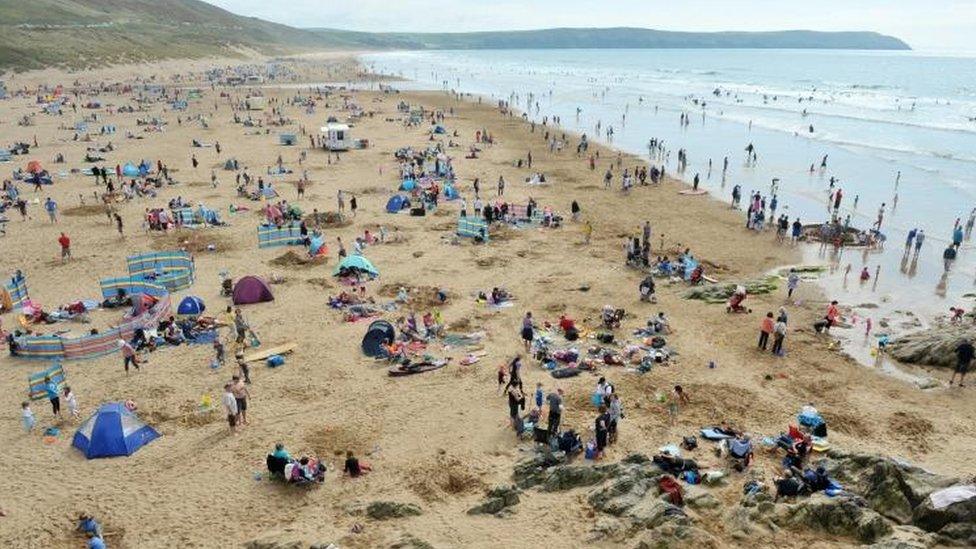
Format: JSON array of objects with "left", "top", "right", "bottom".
[{"left": 243, "top": 341, "right": 297, "bottom": 363}]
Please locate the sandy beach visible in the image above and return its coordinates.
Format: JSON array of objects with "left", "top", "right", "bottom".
[{"left": 0, "top": 54, "right": 974, "bottom": 549}]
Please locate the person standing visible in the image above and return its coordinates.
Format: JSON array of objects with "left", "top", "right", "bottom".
[
  {"left": 546, "top": 388, "right": 564, "bottom": 437},
  {"left": 595, "top": 405, "right": 609, "bottom": 456},
  {"left": 520, "top": 312, "right": 534, "bottom": 351},
  {"left": 21, "top": 401, "right": 36, "bottom": 432},
  {"left": 571, "top": 200, "right": 580, "bottom": 222},
  {"left": 58, "top": 232, "right": 71, "bottom": 263},
  {"left": 119, "top": 338, "right": 141, "bottom": 373},
  {"left": 608, "top": 393, "right": 622, "bottom": 445},
  {"left": 534, "top": 382, "right": 544, "bottom": 411},
  {"left": 905, "top": 228, "right": 917, "bottom": 251},
  {"left": 758, "top": 312, "right": 774, "bottom": 350},
  {"left": 786, "top": 269, "right": 800, "bottom": 299},
  {"left": 296, "top": 178, "right": 306, "bottom": 199},
  {"left": 113, "top": 212, "right": 123, "bottom": 239},
  {"left": 44, "top": 376, "right": 61, "bottom": 419},
  {"left": 506, "top": 380, "right": 524, "bottom": 431},
  {"left": 337, "top": 190, "right": 345, "bottom": 216},
  {"left": 667, "top": 385, "right": 689, "bottom": 426},
  {"left": 497, "top": 176, "right": 505, "bottom": 196},
  {"left": 233, "top": 308, "right": 249, "bottom": 346},
  {"left": 350, "top": 195, "right": 358, "bottom": 217},
  {"left": 222, "top": 383, "right": 239, "bottom": 434},
  {"left": 63, "top": 386, "right": 80, "bottom": 420},
  {"left": 951, "top": 338, "right": 973, "bottom": 387},
  {"left": 914, "top": 230, "right": 925, "bottom": 256},
  {"left": 772, "top": 317, "right": 787, "bottom": 356},
  {"left": 231, "top": 375, "right": 250, "bottom": 426},
  {"left": 44, "top": 197, "right": 58, "bottom": 223}
]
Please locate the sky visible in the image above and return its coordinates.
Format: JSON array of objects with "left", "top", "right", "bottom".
[{"left": 202, "top": 0, "right": 976, "bottom": 52}]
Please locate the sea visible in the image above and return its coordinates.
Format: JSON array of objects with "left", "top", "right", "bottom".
[{"left": 360, "top": 49, "right": 976, "bottom": 374}]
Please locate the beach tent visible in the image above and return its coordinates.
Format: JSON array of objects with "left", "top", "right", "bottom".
[
  {"left": 72, "top": 402, "right": 159, "bottom": 459},
  {"left": 333, "top": 255, "right": 379, "bottom": 278},
  {"left": 400, "top": 179, "right": 416, "bottom": 191},
  {"left": 232, "top": 276, "right": 274, "bottom": 305},
  {"left": 279, "top": 133, "right": 297, "bottom": 146},
  {"left": 176, "top": 295, "right": 206, "bottom": 316},
  {"left": 361, "top": 320, "right": 395, "bottom": 357},
  {"left": 444, "top": 185, "right": 459, "bottom": 200},
  {"left": 386, "top": 195, "right": 410, "bottom": 213},
  {"left": 122, "top": 163, "right": 140, "bottom": 177}
]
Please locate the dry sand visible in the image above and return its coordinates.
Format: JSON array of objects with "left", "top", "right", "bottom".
[{"left": 0, "top": 55, "right": 973, "bottom": 549}]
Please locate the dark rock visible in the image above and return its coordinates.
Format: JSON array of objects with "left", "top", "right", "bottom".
[
  {"left": 511, "top": 450, "right": 566, "bottom": 489},
  {"left": 775, "top": 495, "right": 892, "bottom": 544},
  {"left": 467, "top": 484, "right": 521, "bottom": 516},
  {"left": 912, "top": 488, "right": 976, "bottom": 533},
  {"left": 366, "top": 501, "right": 422, "bottom": 520},
  {"left": 587, "top": 467, "right": 659, "bottom": 516},
  {"left": 540, "top": 462, "right": 621, "bottom": 492},
  {"left": 684, "top": 486, "right": 720, "bottom": 510},
  {"left": 632, "top": 521, "right": 719, "bottom": 549},
  {"left": 824, "top": 451, "right": 958, "bottom": 524},
  {"left": 935, "top": 522, "right": 976, "bottom": 547}
]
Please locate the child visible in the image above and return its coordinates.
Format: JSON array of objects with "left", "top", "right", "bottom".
[
  {"left": 534, "top": 382, "right": 544, "bottom": 410},
  {"left": 497, "top": 363, "right": 507, "bottom": 394},
  {"left": 759, "top": 312, "right": 774, "bottom": 350},
  {"left": 21, "top": 401, "right": 35, "bottom": 432},
  {"left": 667, "top": 385, "right": 690, "bottom": 426},
  {"left": 213, "top": 338, "right": 226, "bottom": 366},
  {"left": 64, "top": 386, "right": 80, "bottom": 420},
  {"left": 236, "top": 350, "right": 251, "bottom": 385}
]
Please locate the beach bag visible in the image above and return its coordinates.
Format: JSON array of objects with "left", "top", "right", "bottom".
[{"left": 266, "top": 355, "right": 285, "bottom": 368}]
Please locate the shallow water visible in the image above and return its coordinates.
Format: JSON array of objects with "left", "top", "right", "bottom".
[{"left": 362, "top": 49, "right": 976, "bottom": 347}]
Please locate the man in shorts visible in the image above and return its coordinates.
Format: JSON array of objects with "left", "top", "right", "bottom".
[
  {"left": 951, "top": 338, "right": 974, "bottom": 387},
  {"left": 231, "top": 375, "right": 250, "bottom": 425},
  {"left": 222, "top": 383, "right": 238, "bottom": 433},
  {"left": 58, "top": 232, "right": 71, "bottom": 263}
]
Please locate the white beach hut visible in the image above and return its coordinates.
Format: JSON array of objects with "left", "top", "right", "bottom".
[{"left": 321, "top": 122, "right": 352, "bottom": 151}]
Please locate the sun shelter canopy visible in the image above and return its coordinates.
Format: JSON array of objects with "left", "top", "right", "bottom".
[
  {"left": 386, "top": 194, "right": 410, "bottom": 213},
  {"left": 362, "top": 320, "right": 395, "bottom": 357},
  {"left": 176, "top": 295, "right": 206, "bottom": 316},
  {"left": 333, "top": 255, "right": 379, "bottom": 278},
  {"left": 232, "top": 276, "right": 274, "bottom": 305},
  {"left": 72, "top": 402, "right": 160, "bottom": 459}
]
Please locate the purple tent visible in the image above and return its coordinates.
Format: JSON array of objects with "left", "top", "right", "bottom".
[{"left": 232, "top": 276, "right": 274, "bottom": 305}]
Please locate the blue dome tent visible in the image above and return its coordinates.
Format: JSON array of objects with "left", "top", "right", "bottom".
[
  {"left": 400, "top": 179, "right": 416, "bottom": 191},
  {"left": 333, "top": 255, "right": 379, "bottom": 278},
  {"left": 177, "top": 295, "right": 206, "bottom": 316},
  {"left": 386, "top": 194, "right": 410, "bottom": 213},
  {"left": 72, "top": 402, "right": 160, "bottom": 459},
  {"left": 444, "top": 185, "right": 459, "bottom": 200},
  {"left": 122, "top": 163, "right": 140, "bottom": 177}
]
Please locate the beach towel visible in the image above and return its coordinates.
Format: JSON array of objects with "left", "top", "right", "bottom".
[
  {"left": 928, "top": 485, "right": 976, "bottom": 510},
  {"left": 700, "top": 428, "right": 734, "bottom": 441}
]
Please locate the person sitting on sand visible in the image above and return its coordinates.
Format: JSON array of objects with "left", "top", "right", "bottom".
[
  {"left": 271, "top": 442, "right": 291, "bottom": 460},
  {"left": 343, "top": 450, "right": 372, "bottom": 478}
]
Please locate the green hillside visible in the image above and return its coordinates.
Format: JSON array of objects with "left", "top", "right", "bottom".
[
  {"left": 310, "top": 27, "right": 911, "bottom": 51},
  {"left": 0, "top": 0, "right": 331, "bottom": 71},
  {"left": 0, "top": 0, "right": 911, "bottom": 72}
]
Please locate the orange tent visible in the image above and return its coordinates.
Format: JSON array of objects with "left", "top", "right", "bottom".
[{"left": 26, "top": 160, "right": 42, "bottom": 174}]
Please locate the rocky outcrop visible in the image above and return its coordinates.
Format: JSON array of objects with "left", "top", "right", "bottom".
[
  {"left": 365, "top": 501, "right": 422, "bottom": 520},
  {"left": 511, "top": 450, "right": 567, "bottom": 488},
  {"left": 887, "top": 323, "right": 976, "bottom": 367},
  {"left": 773, "top": 495, "right": 893, "bottom": 543},
  {"left": 912, "top": 487, "right": 976, "bottom": 546},
  {"left": 467, "top": 485, "right": 521, "bottom": 516},
  {"left": 683, "top": 277, "right": 778, "bottom": 304},
  {"left": 823, "top": 451, "right": 958, "bottom": 524}
]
